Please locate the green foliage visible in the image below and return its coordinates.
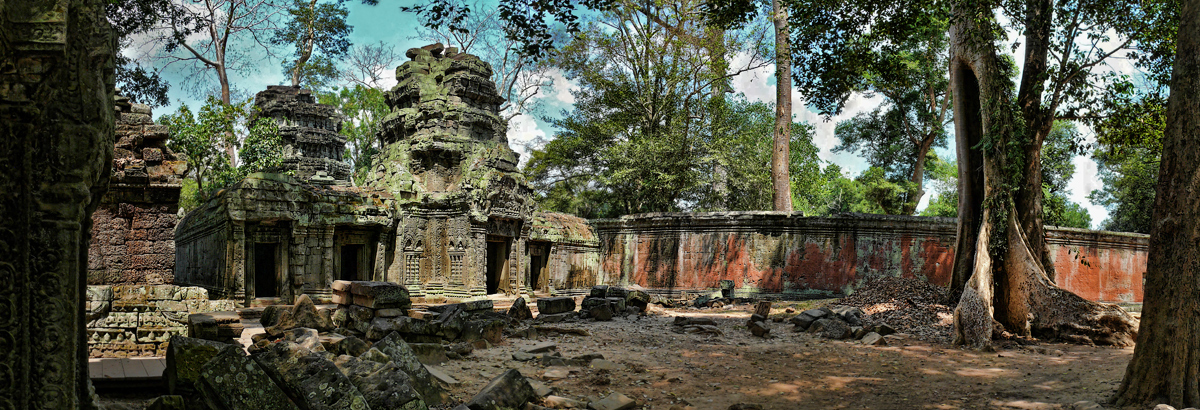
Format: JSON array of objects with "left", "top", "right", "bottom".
[
  {"left": 162, "top": 97, "right": 283, "bottom": 207},
  {"left": 274, "top": 0, "right": 353, "bottom": 89},
  {"left": 1088, "top": 146, "right": 1158, "bottom": 234},
  {"left": 1038, "top": 121, "right": 1091, "bottom": 229},
  {"left": 316, "top": 85, "right": 390, "bottom": 184},
  {"left": 106, "top": 0, "right": 187, "bottom": 106},
  {"left": 919, "top": 156, "right": 958, "bottom": 217}
]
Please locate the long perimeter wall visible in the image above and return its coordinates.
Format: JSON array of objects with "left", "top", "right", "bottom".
[{"left": 589, "top": 212, "right": 1147, "bottom": 303}]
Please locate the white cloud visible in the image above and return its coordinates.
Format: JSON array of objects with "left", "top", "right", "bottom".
[
  {"left": 546, "top": 69, "right": 579, "bottom": 105},
  {"left": 506, "top": 113, "right": 547, "bottom": 166},
  {"left": 1068, "top": 155, "right": 1109, "bottom": 229}
]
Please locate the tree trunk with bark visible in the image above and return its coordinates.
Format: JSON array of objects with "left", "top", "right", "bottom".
[
  {"left": 771, "top": 0, "right": 792, "bottom": 212},
  {"left": 1116, "top": 1, "right": 1200, "bottom": 406},
  {"left": 947, "top": 0, "right": 1138, "bottom": 348}
]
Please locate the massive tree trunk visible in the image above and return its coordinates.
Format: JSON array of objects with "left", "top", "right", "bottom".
[
  {"left": 770, "top": 0, "right": 792, "bottom": 212},
  {"left": 1116, "top": 1, "right": 1200, "bottom": 406},
  {"left": 1013, "top": 0, "right": 1057, "bottom": 282},
  {"left": 947, "top": 0, "right": 1138, "bottom": 348}
]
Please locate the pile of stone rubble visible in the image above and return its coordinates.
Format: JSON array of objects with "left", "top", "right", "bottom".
[{"left": 833, "top": 276, "right": 955, "bottom": 343}]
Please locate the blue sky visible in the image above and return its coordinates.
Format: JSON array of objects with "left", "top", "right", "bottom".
[{"left": 144, "top": 1, "right": 1119, "bottom": 228}]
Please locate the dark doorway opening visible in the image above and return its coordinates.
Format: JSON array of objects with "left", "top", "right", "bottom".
[
  {"left": 341, "top": 244, "right": 363, "bottom": 281},
  {"left": 254, "top": 243, "right": 278, "bottom": 297},
  {"left": 528, "top": 242, "right": 549, "bottom": 293},
  {"left": 486, "top": 239, "right": 510, "bottom": 294}
]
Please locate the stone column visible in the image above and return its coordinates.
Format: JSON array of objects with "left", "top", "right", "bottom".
[
  {"left": 0, "top": 0, "right": 115, "bottom": 408},
  {"left": 230, "top": 221, "right": 247, "bottom": 304}
]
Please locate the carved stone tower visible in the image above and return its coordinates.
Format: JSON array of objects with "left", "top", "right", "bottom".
[
  {"left": 253, "top": 85, "right": 350, "bottom": 184},
  {"left": 368, "top": 43, "right": 536, "bottom": 299}
]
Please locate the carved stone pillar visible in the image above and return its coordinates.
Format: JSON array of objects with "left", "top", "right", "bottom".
[{"left": 0, "top": 0, "right": 115, "bottom": 408}]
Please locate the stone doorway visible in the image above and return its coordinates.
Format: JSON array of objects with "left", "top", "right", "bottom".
[
  {"left": 528, "top": 241, "right": 550, "bottom": 293},
  {"left": 340, "top": 244, "right": 364, "bottom": 281},
  {"left": 254, "top": 243, "right": 280, "bottom": 298},
  {"left": 486, "top": 237, "right": 511, "bottom": 294}
]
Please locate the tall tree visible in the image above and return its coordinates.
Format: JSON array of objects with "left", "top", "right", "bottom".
[
  {"left": 273, "top": 0, "right": 352, "bottom": 90},
  {"left": 1115, "top": 0, "right": 1200, "bottom": 405},
  {"left": 145, "top": 0, "right": 284, "bottom": 164},
  {"left": 107, "top": 0, "right": 189, "bottom": 106},
  {"left": 831, "top": 23, "right": 951, "bottom": 215},
  {"left": 770, "top": 0, "right": 793, "bottom": 211},
  {"left": 945, "top": 0, "right": 1140, "bottom": 347}
]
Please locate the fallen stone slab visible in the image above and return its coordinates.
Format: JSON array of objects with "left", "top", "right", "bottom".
[
  {"left": 165, "top": 336, "right": 239, "bottom": 395},
  {"left": 409, "top": 343, "right": 449, "bottom": 365},
  {"left": 536, "top": 297, "right": 576, "bottom": 315},
  {"left": 829, "top": 305, "right": 864, "bottom": 326},
  {"left": 463, "top": 369, "right": 537, "bottom": 410},
  {"left": 330, "top": 335, "right": 370, "bottom": 357},
  {"left": 590, "top": 304, "right": 613, "bottom": 321},
  {"left": 533, "top": 326, "right": 590, "bottom": 336},
  {"left": 280, "top": 327, "right": 325, "bottom": 352},
  {"left": 253, "top": 341, "right": 369, "bottom": 410},
  {"left": 428, "top": 299, "right": 493, "bottom": 313},
  {"left": 589, "top": 392, "right": 637, "bottom": 410},
  {"left": 543, "top": 395, "right": 588, "bottom": 409},
  {"left": 541, "top": 366, "right": 571, "bottom": 381},
  {"left": 333, "top": 354, "right": 427, "bottom": 410},
  {"left": 861, "top": 332, "right": 887, "bottom": 346},
  {"left": 748, "top": 320, "right": 771, "bottom": 338},
  {"left": 534, "top": 312, "right": 575, "bottom": 324},
  {"left": 788, "top": 312, "right": 819, "bottom": 330},
  {"left": 270, "top": 294, "right": 335, "bottom": 333},
  {"left": 809, "top": 318, "right": 852, "bottom": 340},
  {"left": 198, "top": 348, "right": 298, "bottom": 410},
  {"left": 349, "top": 281, "right": 411, "bottom": 309},
  {"left": 373, "top": 332, "right": 449, "bottom": 405},
  {"left": 424, "top": 364, "right": 460, "bottom": 386},
  {"left": 523, "top": 341, "right": 557, "bottom": 354}
]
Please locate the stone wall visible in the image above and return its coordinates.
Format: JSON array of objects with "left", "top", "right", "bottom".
[
  {"left": 85, "top": 285, "right": 235, "bottom": 358},
  {"left": 89, "top": 97, "right": 187, "bottom": 285},
  {"left": 589, "top": 212, "right": 1149, "bottom": 303},
  {"left": 529, "top": 213, "right": 601, "bottom": 294}
]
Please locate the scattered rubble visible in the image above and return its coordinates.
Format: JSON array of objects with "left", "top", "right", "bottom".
[{"left": 834, "top": 276, "right": 955, "bottom": 343}]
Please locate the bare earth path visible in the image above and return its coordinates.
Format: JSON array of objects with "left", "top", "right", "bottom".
[{"left": 438, "top": 303, "right": 1133, "bottom": 410}]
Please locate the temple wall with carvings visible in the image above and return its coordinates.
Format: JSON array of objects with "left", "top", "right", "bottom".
[{"left": 585, "top": 212, "right": 1148, "bottom": 303}]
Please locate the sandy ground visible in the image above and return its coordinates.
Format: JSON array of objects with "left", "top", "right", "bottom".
[
  {"left": 96, "top": 300, "right": 1141, "bottom": 410},
  {"left": 432, "top": 301, "right": 1135, "bottom": 410}
]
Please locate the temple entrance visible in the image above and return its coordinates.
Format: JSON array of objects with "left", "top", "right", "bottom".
[
  {"left": 528, "top": 242, "right": 550, "bottom": 293},
  {"left": 254, "top": 243, "right": 279, "bottom": 297},
  {"left": 340, "top": 244, "right": 363, "bottom": 281},
  {"left": 486, "top": 237, "right": 510, "bottom": 294}
]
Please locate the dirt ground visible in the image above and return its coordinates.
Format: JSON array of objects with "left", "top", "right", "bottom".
[
  {"left": 95, "top": 299, "right": 1143, "bottom": 410},
  {"left": 433, "top": 300, "right": 1136, "bottom": 410}
]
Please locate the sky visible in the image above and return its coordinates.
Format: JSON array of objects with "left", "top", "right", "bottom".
[{"left": 142, "top": 1, "right": 1135, "bottom": 229}]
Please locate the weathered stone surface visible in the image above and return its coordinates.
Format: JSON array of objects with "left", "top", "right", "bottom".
[
  {"left": 543, "top": 395, "right": 588, "bottom": 409},
  {"left": 861, "top": 332, "right": 887, "bottom": 346},
  {"left": 534, "top": 312, "right": 575, "bottom": 324},
  {"left": 809, "top": 318, "right": 852, "bottom": 340},
  {"left": 271, "top": 294, "right": 335, "bottom": 333},
  {"left": 146, "top": 395, "right": 186, "bottom": 410},
  {"left": 199, "top": 348, "right": 299, "bottom": 409},
  {"left": 523, "top": 342, "right": 558, "bottom": 354},
  {"left": 430, "top": 299, "right": 494, "bottom": 313},
  {"left": 373, "top": 332, "right": 449, "bottom": 405},
  {"left": 508, "top": 297, "right": 532, "bottom": 320},
  {"left": 789, "top": 312, "right": 819, "bottom": 330},
  {"left": 748, "top": 320, "right": 771, "bottom": 338},
  {"left": 261, "top": 305, "right": 288, "bottom": 328},
  {"left": 165, "top": 336, "right": 239, "bottom": 395},
  {"left": 463, "top": 369, "right": 537, "bottom": 410},
  {"left": 537, "top": 297, "right": 576, "bottom": 315},
  {"left": 829, "top": 306, "right": 864, "bottom": 326},
  {"left": 424, "top": 364, "right": 460, "bottom": 386},
  {"left": 330, "top": 335, "right": 370, "bottom": 357},
  {"left": 280, "top": 327, "right": 326, "bottom": 352},
  {"left": 410, "top": 343, "right": 450, "bottom": 365},
  {"left": 333, "top": 354, "right": 427, "bottom": 410},
  {"left": 589, "top": 392, "right": 637, "bottom": 410},
  {"left": 253, "top": 341, "right": 369, "bottom": 410},
  {"left": 591, "top": 303, "right": 613, "bottom": 321},
  {"left": 350, "top": 281, "right": 412, "bottom": 309}
]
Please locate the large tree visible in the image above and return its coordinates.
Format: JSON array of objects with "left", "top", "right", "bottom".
[
  {"left": 1115, "top": 0, "right": 1199, "bottom": 406},
  {"left": 273, "top": 0, "right": 352, "bottom": 90},
  {"left": 945, "top": 0, "right": 1140, "bottom": 347}
]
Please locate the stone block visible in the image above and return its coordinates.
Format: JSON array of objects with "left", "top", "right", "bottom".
[
  {"left": 349, "top": 281, "right": 411, "bottom": 308},
  {"left": 508, "top": 297, "right": 532, "bottom": 320},
  {"left": 333, "top": 355, "right": 427, "bottom": 410},
  {"left": 332, "top": 290, "right": 352, "bottom": 305},
  {"left": 253, "top": 341, "right": 369, "bottom": 410},
  {"left": 332, "top": 280, "right": 353, "bottom": 291},
  {"left": 142, "top": 147, "right": 164, "bottom": 162},
  {"left": 536, "top": 297, "right": 575, "bottom": 315},
  {"left": 164, "top": 336, "right": 238, "bottom": 395},
  {"left": 463, "top": 369, "right": 536, "bottom": 410},
  {"left": 459, "top": 318, "right": 504, "bottom": 344},
  {"left": 372, "top": 332, "right": 449, "bottom": 405},
  {"left": 409, "top": 343, "right": 449, "bottom": 365},
  {"left": 589, "top": 392, "right": 637, "bottom": 410},
  {"left": 198, "top": 348, "right": 298, "bottom": 410},
  {"left": 590, "top": 285, "right": 609, "bottom": 298}
]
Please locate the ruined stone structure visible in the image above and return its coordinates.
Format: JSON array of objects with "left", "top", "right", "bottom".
[
  {"left": 590, "top": 212, "right": 1149, "bottom": 303},
  {"left": 175, "top": 44, "right": 542, "bottom": 304},
  {"left": 253, "top": 86, "right": 351, "bottom": 183},
  {"left": 85, "top": 285, "right": 235, "bottom": 358},
  {"left": 0, "top": 0, "right": 116, "bottom": 407},
  {"left": 88, "top": 97, "right": 188, "bottom": 285}
]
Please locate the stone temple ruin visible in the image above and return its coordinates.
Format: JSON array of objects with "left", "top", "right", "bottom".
[{"left": 173, "top": 43, "right": 596, "bottom": 306}]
